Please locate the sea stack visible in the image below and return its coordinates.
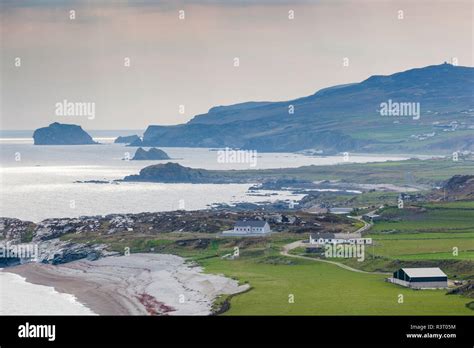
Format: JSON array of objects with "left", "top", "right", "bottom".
[
  {"left": 132, "top": 147, "right": 170, "bottom": 160},
  {"left": 33, "top": 122, "right": 97, "bottom": 145}
]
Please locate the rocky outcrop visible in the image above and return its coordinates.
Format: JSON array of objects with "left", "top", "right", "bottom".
[
  {"left": 123, "top": 162, "right": 250, "bottom": 183},
  {"left": 443, "top": 175, "right": 474, "bottom": 198},
  {"left": 114, "top": 135, "right": 140, "bottom": 144},
  {"left": 33, "top": 122, "right": 97, "bottom": 145},
  {"left": 447, "top": 280, "right": 474, "bottom": 298},
  {"left": 0, "top": 207, "right": 352, "bottom": 265},
  {"left": 0, "top": 218, "right": 35, "bottom": 242},
  {"left": 430, "top": 175, "right": 474, "bottom": 201},
  {"left": 128, "top": 138, "right": 143, "bottom": 147},
  {"left": 37, "top": 239, "right": 116, "bottom": 265},
  {"left": 132, "top": 147, "right": 170, "bottom": 160}
]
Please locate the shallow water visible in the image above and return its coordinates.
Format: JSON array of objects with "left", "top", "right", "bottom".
[{"left": 0, "top": 271, "right": 95, "bottom": 315}]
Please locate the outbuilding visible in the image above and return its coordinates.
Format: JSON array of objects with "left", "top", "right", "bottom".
[{"left": 390, "top": 267, "right": 448, "bottom": 289}]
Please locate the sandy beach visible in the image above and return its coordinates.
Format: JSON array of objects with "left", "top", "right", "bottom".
[{"left": 4, "top": 253, "right": 249, "bottom": 315}]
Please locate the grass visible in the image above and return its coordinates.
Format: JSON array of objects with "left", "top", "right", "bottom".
[
  {"left": 370, "top": 239, "right": 473, "bottom": 260},
  {"left": 323, "top": 201, "right": 474, "bottom": 279},
  {"left": 372, "top": 207, "right": 474, "bottom": 234},
  {"left": 222, "top": 158, "right": 474, "bottom": 186},
  {"left": 94, "top": 228, "right": 472, "bottom": 315},
  {"left": 423, "top": 201, "right": 474, "bottom": 209},
  {"left": 394, "top": 251, "right": 474, "bottom": 260},
  {"left": 60, "top": 201, "right": 474, "bottom": 315},
  {"left": 198, "top": 255, "right": 472, "bottom": 315},
  {"left": 367, "top": 203, "right": 474, "bottom": 262}
]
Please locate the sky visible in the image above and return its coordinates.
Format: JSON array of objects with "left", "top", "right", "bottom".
[{"left": 1, "top": 0, "right": 473, "bottom": 130}]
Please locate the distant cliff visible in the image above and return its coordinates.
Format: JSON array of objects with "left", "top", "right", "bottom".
[
  {"left": 114, "top": 135, "right": 140, "bottom": 144},
  {"left": 139, "top": 64, "right": 474, "bottom": 154},
  {"left": 33, "top": 122, "right": 97, "bottom": 145}
]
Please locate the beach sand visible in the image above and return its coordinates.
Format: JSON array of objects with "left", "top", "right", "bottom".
[{"left": 5, "top": 253, "right": 249, "bottom": 315}]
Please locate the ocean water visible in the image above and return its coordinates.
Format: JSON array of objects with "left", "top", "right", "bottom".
[
  {"left": 0, "top": 271, "right": 95, "bottom": 315},
  {"left": 0, "top": 131, "right": 411, "bottom": 315},
  {"left": 0, "top": 132, "right": 411, "bottom": 222}
]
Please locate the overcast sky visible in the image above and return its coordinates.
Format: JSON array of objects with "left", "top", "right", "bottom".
[{"left": 1, "top": 0, "right": 472, "bottom": 130}]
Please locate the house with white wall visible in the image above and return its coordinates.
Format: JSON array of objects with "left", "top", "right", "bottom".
[
  {"left": 233, "top": 220, "right": 271, "bottom": 234},
  {"left": 309, "top": 232, "right": 372, "bottom": 245}
]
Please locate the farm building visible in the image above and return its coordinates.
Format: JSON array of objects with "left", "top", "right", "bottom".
[
  {"left": 309, "top": 232, "right": 372, "bottom": 245},
  {"left": 362, "top": 213, "right": 381, "bottom": 222},
  {"left": 232, "top": 220, "right": 271, "bottom": 234},
  {"left": 389, "top": 267, "right": 448, "bottom": 289}
]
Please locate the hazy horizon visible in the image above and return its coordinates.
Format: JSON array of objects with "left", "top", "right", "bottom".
[{"left": 1, "top": 0, "right": 473, "bottom": 130}]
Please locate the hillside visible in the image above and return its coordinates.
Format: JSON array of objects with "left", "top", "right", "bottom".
[
  {"left": 140, "top": 63, "right": 474, "bottom": 154},
  {"left": 430, "top": 175, "right": 474, "bottom": 201}
]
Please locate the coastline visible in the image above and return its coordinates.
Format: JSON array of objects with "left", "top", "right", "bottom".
[
  {"left": 3, "top": 253, "right": 249, "bottom": 316},
  {"left": 0, "top": 270, "right": 96, "bottom": 315}
]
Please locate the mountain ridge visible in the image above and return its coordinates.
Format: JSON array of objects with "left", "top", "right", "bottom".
[{"left": 141, "top": 63, "right": 474, "bottom": 154}]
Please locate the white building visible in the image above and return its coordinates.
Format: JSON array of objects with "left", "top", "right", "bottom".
[
  {"left": 389, "top": 268, "right": 448, "bottom": 289},
  {"left": 233, "top": 220, "right": 271, "bottom": 234},
  {"left": 309, "top": 232, "right": 372, "bottom": 245}
]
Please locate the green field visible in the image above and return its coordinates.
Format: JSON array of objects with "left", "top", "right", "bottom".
[
  {"left": 118, "top": 232, "right": 473, "bottom": 315},
  {"left": 370, "top": 238, "right": 473, "bottom": 260},
  {"left": 61, "top": 201, "right": 474, "bottom": 315},
  {"left": 198, "top": 254, "right": 472, "bottom": 315},
  {"left": 368, "top": 203, "right": 474, "bottom": 262},
  {"left": 222, "top": 158, "right": 474, "bottom": 186}
]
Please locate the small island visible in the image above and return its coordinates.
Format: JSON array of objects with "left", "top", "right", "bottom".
[
  {"left": 123, "top": 162, "right": 248, "bottom": 183},
  {"left": 132, "top": 147, "right": 171, "bottom": 160},
  {"left": 33, "top": 122, "right": 97, "bottom": 145},
  {"left": 114, "top": 135, "right": 141, "bottom": 144}
]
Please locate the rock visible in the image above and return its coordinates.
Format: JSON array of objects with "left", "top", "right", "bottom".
[
  {"left": 430, "top": 175, "right": 474, "bottom": 201},
  {"left": 0, "top": 217, "right": 35, "bottom": 243},
  {"left": 114, "top": 135, "right": 141, "bottom": 144},
  {"left": 123, "top": 162, "right": 235, "bottom": 183},
  {"left": 36, "top": 239, "right": 117, "bottom": 265},
  {"left": 128, "top": 138, "right": 143, "bottom": 147},
  {"left": 74, "top": 180, "right": 111, "bottom": 184},
  {"left": 132, "top": 147, "right": 170, "bottom": 160},
  {"left": 33, "top": 122, "right": 97, "bottom": 145}
]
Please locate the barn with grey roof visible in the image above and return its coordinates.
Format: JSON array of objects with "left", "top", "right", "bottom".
[{"left": 389, "top": 267, "right": 448, "bottom": 289}]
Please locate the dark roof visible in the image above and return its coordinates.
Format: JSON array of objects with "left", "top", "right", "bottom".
[
  {"left": 311, "top": 232, "right": 336, "bottom": 239},
  {"left": 235, "top": 220, "right": 267, "bottom": 227}
]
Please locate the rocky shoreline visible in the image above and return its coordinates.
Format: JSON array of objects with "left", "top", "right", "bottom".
[
  {"left": 0, "top": 204, "right": 351, "bottom": 316},
  {"left": 0, "top": 204, "right": 352, "bottom": 265}
]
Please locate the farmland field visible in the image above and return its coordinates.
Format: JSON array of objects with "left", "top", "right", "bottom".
[
  {"left": 368, "top": 203, "right": 474, "bottom": 262},
  {"left": 199, "top": 255, "right": 472, "bottom": 315},
  {"left": 59, "top": 200, "right": 474, "bottom": 315}
]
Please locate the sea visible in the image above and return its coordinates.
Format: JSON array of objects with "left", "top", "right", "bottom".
[
  {"left": 0, "top": 130, "right": 411, "bottom": 222},
  {"left": 0, "top": 271, "right": 96, "bottom": 315},
  {"left": 0, "top": 129, "right": 411, "bottom": 314}
]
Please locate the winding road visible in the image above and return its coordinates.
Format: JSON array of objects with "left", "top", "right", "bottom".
[{"left": 280, "top": 211, "right": 390, "bottom": 275}]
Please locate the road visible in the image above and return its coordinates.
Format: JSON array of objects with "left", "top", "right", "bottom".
[{"left": 280, "top": 210, "right": 389, "bottom": 275}]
